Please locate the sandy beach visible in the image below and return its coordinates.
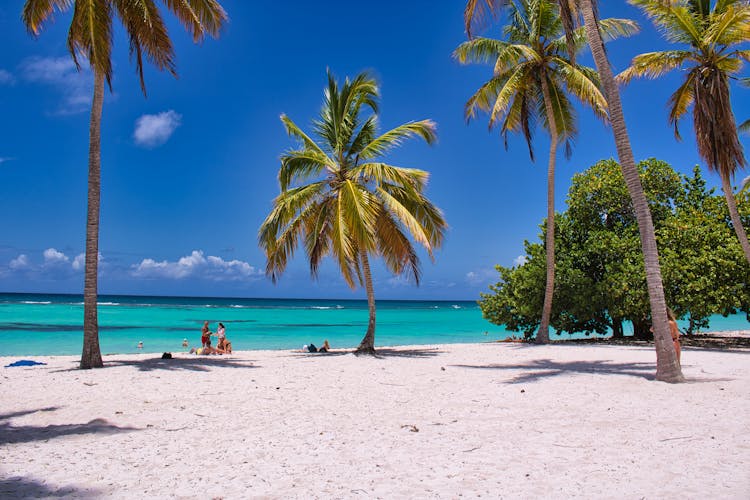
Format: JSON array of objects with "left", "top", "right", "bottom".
[{"left": 2, "top": 342, "right": 749, "bottom": 499}]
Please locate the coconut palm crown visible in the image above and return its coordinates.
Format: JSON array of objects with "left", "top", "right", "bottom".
[
  {"left": 259, "top": 71, "right": 447, "bottom": 353},
  {"left": 619, "top": 0, "right": 750, "bottom": 263}
]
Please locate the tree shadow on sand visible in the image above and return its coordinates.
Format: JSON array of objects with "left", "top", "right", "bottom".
[
  {"left": 453, "top": 358, "right": 657, "bottom": 383},
  {"left": 50, "top": 356, "right": 258, "bottom": 373},
  {"left": 370, "top": 347, "right": 443, "bottom": 359},
  {"left": 0, "top": 406, "right": 138, "bottom": 446},
  {"left": 454, "top": 358, "right": 738, "bottom": 384},
  {"left": 0, "top": 476, "right": 102, "bottom": 499}
]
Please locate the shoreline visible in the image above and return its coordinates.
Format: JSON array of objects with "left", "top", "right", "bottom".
[
  {"left": 3, "top": 341, "right": 748, "bottom": 497},
  {"left": 6, "top": 329, "right": 748, "bottom": 359}
]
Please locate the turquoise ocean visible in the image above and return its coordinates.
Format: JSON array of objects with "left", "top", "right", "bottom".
[{"left": 1, "top": 293, "right": 748, "bottom": 356}]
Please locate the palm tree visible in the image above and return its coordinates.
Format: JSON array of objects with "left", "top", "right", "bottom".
[
  {"left": 22, "top": 0, "right": 228, "bottom": 369},
  {"left": 259, "top": 71, "right": 447, "bottom": 354},
  {"left": 465, "top": 0, "right": 685, "bottom": 382},
  {"left": 454, "top": 0, "right": 635, "bottom": 343},
  {"left": 619, "top": 0, "right": 750, "bottom": 264}
]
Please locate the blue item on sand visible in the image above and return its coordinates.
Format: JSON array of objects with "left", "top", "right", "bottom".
[{"left": 4, "top": 360, "right": 48, "bottom": 368}]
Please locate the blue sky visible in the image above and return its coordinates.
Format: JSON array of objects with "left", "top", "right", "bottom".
[{"left": 0, "top": 1, "right": 747, "bottom": 300}]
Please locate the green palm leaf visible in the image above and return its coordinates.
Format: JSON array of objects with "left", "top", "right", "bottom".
[{"left": 358, "top": 120, "right": 437, "bottom": 160}]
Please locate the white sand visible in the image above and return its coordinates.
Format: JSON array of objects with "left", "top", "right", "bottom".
[{"left": 1, "top": 342, "right": 748, "bottom": 499}]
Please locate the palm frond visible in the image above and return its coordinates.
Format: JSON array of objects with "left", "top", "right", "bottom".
[
  {"left": 22, "top": 0, "right": 72, "bottom": 36},
  {"left": 303, "top": 197, "right": 334, "bottom": 278},
  {"left": 463, "top": 75, "right": 507, "bottom": 123},
  {"left": 490, "top": 63, "right": 533, "bottom": 127},
  {"left": 339, "top": 180, "right": 378, "bottom": 252},
  {"left": 555, "top": 57, "right": 607, "bottom": 120},
  {"left": 259, "top": 185, "right": 327, "bottom": 283},
  {"left": 67, "top": 0, "right": 114, "bottom": 84},
  {"left": 358, "top": 120, "right": 437, "bottom": 160},
  {"left": 279, "top": 150, "right": 332, "bottom": 190},
  {"left": 114, "top": 0, "right": 176, "bottom": 95},
  {"left": 330, "top": 195, "right": 360, "bottom": 289},
  {"left": 704, "top": 4, "right": 750, "bottom": 46},
  {"left": 465, "top": 0, "right": 506, "bottom": 38},
  {"left": 597, "top": 17, "right": 641, "bottom": 42},
  {"left": 280, "top": 114, "right": 330, "bottom": 160},
  {"left": 351, "top": 162, "right": 429, "bottom": 192},
  {"left": 667, "top": 70, "right": 696, "bottom": 139},
  {"left": 375, "top": 187, "right": 433, "bottom": 254},
  {"left": 373, "top": 208, "right": 421, "bottom": 283},
  {"left": 618, "top": 50, "right": 693, "bottom": 84},
  {"left": 379, "top": 182, "right": 447, "bottom": 252},
  {"left": 161, "top": 0, "right": 227, "bottom": 41}
]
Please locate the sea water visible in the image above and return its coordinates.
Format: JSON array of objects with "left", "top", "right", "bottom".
[{"left": 0, "top": 293, "right": 747, "bottom": 356}]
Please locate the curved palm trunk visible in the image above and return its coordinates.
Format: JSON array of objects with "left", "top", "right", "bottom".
[
  {"left": 80, "top": 71, "right": 104, "bottom": 369},
  {"left": 720, "top": 172, "right": 750, "bottom": 264},
  {"left": 581, "top": 0, "right": 683, "bottom": 382},
  {"left": 355, "top": 250, "right": 377, "bottom": 354},
  {"left": 537, "top": 74, "right": 558, "bottom": 344}
]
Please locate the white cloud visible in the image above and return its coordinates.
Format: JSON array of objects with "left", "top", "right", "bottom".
[
  {"left": 72, "top": 253, "right": 85, "bottom": 271},
  {"left": 132, "top": 250, "right": 262, "bottom": 281},
  {"left": 0, "top": 157, "right": 14, "bottom": 165},
  {"left": 43, "top": 248, "right": 70, "bottom": 266},
  {"left": 9, "top": 254, "right": 29, "bottom": 270},
  {"left": 0, "top": 69, "right": 14, "bottom": 85},
  {"left": 513, "top": 255, "right": 528, "bottom": 267},
  {"left": 133, "top": 110, "right": 182, "bottom": 148},
  {"left": 466, "top": 268, "right": 497, "bottom": 286},
  {"left": 21, "top": 57, "right": 93, "bottom": 115}
]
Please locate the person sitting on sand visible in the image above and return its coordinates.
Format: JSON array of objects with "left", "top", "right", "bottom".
[
  {"left": 303, "top": 340, "right": 330, "bottom": 353},
  {"left": 201, "top": 321, "right": 211, "bottom": 348}
]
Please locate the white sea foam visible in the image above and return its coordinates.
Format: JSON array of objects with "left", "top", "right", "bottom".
[{"left": 21, "top": 301, "right": 52, "bottom": 305}]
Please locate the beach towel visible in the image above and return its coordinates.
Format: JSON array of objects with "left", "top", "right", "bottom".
[{"left": 5, "top": 360, "right": 47, "bottom": 368}]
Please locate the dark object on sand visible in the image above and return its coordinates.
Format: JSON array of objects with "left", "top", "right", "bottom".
[
  {"left": 5, "top": 360, "right": 48, "bottom": 368},
  {"left": 161, "top": 352, "right": 173, "bottom": 359}
]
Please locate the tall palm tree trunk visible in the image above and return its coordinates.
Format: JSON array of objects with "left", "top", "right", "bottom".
[
  {"left": 720, "top": 172, "right": 750, "bottom": 264},
  {"left": 581, "top": 0, "right": 683, "bottom": 382},
  {"left": 355, "top": 250, "right": 377, "bottom": 354},
  {"left": 537, "top": 74, "right": 558, "bottom": 344},
  {"left": 80, "top": 71, "right": 105, "bottom": 370}
]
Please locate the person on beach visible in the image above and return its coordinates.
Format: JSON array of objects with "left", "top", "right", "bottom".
[
  {"left": 214, "top": 322, "right": 227, "bottom": 350},
  {"left": 319, "top": 339, "right": 330, "bottom": 353},
  {"left": 303, "top": 340, "right": 330, "bottom": 353},
  {"left": 667, "top": 308, "right": 681, "bottom": 364},
  {"left": 651, "top": 308, "right": 681, "bottom": 364},
  {"left": 201, "top": 321, "right": 211, "bottom": 348}
]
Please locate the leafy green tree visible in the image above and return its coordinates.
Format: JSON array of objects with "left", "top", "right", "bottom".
[
  {"left": 454, "top": 0, "right": 632, "bottom": 344},
  {"left": 661, "top": 167, "right": 750, "bottom": 332},
  {"left": 464, "top": 0, "right": 684, "bottom": 382},
  {"left": 259, "top": 71, "right": 447, "bottom": 354},
  {"left": 480, "top": 159, "right": 750, "bottom": 338},
  {"left": 22, "top": 0, "right": 228, "bottom": 369},
  {"left": 620, "top": 0, "right": 750, "bottom": 264}
]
